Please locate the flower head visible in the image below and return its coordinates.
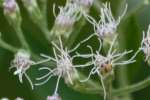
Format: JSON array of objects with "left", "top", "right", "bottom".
[
  {"left": 80, "top": 36, "right": 135, "bottom": 79},
  {"left": 10, "top": 50, "right": 35, "bottom": 89},
  {"left": 84, "top": 2, "right": 127, "bottom": 41},
  {"left": 0, "top": 98, "right": 9, "bottom": 100},
  {"left": 53, "top": 2, "right": 81, "bottom": 37},
  {"left": 73, "top": 0, "right": 94, "bottom": 10},
  {"left": 78, "top": 35, "right": 136, "bottom": 99},
  {"left": 47, "top": 94, "right": 62, "bottom": 100},
  {"left": 35, "top": 36, "right": 89, "bottom": 94},
  {"left": 3, "top": 0, "right": 18, "bottom": 14},
  {"left": 15, "top": 97, "right": 24, "bottom": 100},
  {"left": 141, "top": 25, "right": 150, "bottom": 61}
]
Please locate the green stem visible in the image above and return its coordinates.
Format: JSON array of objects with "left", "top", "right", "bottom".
[
  {"left": 70, "top": 77, "right": 150, "bottom": 96},
  {"left": 72, "top": 76, "right": 150, "bottom": 96},
  {"left": 67, "top": 18, "right": 86, "bottom": 48},
  {"left": 105, "top": 79, "right": 113, "bottom": 100},
  {"left": 117, "top": 67, "right": 132, "bottom": 100},
  {"left": 14, "top": 27, "right": 30, "bottom": 51},
  {"left": 0, "top": 39, "right": 18, "bottom": 53},
  {"left": 113, "top": 77, "right": 150, "bottom": 96},
  {"left": 93, "top": 0, "right": 103, "bottom": 12},
  {"left": 68, "top": 72, "right": 104, "bottom": 95},
  {"left": 39, "top": 0, "right": 47, "bottom": 23}
]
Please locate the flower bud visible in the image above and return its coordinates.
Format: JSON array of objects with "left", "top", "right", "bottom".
[{"left": 3, "top": 0, "right": 21, "bottom": 27}]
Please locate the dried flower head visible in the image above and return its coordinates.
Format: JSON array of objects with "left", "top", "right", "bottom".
[
  {"left": 141, "top": 25, "right": 150, "bottom": 61},
  {"left": 10, "top": 50, "right": 35, "bottom": 89},
  {"left": 84, "top": 2, "right": 127, "bottom": 41},
  {"left": 35, "top": 37, "right": 90, "bottom": 94},
  {"left": 47, "top": 94, "right": 62, "bottom": 100},
  {"left": 53, "top": 2, "right": 81, "bottom": 36}
]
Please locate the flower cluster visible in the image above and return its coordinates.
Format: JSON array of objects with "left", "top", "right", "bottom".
[
  {"left": 2, "top": 0, "right": 150, "bottom": 100},
  {"left": 35, "top": 36, "right": 90, "bottom": 97}
]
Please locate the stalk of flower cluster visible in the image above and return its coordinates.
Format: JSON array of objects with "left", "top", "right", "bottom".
[
  {"left": 3, "top": 0, "right": 30, "bottom": 51},
  {"left": 21, "top": 0, "right": 50, "bottom": 41},
  {"left": 38, "top": 0, "right": 47, "bottom": 18}
]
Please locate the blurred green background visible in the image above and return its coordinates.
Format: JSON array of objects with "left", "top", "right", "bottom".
[{"left": 0, "top": 0, "right": 150, "bottom": 100}]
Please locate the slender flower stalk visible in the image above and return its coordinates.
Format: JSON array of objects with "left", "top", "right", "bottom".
[
  {"left": 21, "top": 0, "right": 50, "bottom": 41},
  {"left": 3, "top": 0, "right": 30, "bottom": 51}
]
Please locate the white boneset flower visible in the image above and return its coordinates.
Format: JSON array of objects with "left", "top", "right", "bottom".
[
  {"left": 3, "top": 0, "right": 18, "bottom": 14},
  {"left": 0, "top": 98, "right": 9, "bottom": 100},
  {"left": 77, "top": 35, "right": 136, "bottom": 100},
  {"left": 10, "top": 50, "right": 35, "bottom": 89},
  {"left": 15, "top": 97, "right": 24, "bottom": 100},
  {"left": 141, "top": 25, "right": 150, "bottom": 61},
  {"left": 73, "top": 0, "right": 94, "bottom": 9},
  {"left": 35, "top": 36, "right": 91, "bottom": 95},
  {"left": 84, "top": 2, "right": 127, "bottom": 40},
  {"left": 47, "top": 94, "right": 62, "bottom": 100},
  {"left": 53, "top": 2, "right": 81, "bottom": 35}
]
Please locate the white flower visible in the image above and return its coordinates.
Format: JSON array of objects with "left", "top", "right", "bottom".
[
  {"left": 47, "top": 94, "right": 62, "bottom": 100},
  {"left": 15, "top": 97, "right": 24, "bottom": 100},
  {"left": 141, "top": 25, "right": 150, "bottom": 61},
  {"left": 3, "top": 0, "right": 19, "bottom": 14},
  {"left": 73, "top": 0, "right": 94, "bottom": 9},
  {"left": 84, "top": 2, "right": 127, "bottom": 40},
  {"left": 35, "top": 37, "right": 90, "bottom": 95},
  {"left": 77, "top": 35, "right": 136, "bottom": 99},
  {"left": 53, "top": 1, "right": 81, "bottom": 34},
  {"left": 10, "top": 50, "right": 35, "bottom": 89},
  {"left": 0, "top": 98, "right": 9, "bottom": 100}
]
